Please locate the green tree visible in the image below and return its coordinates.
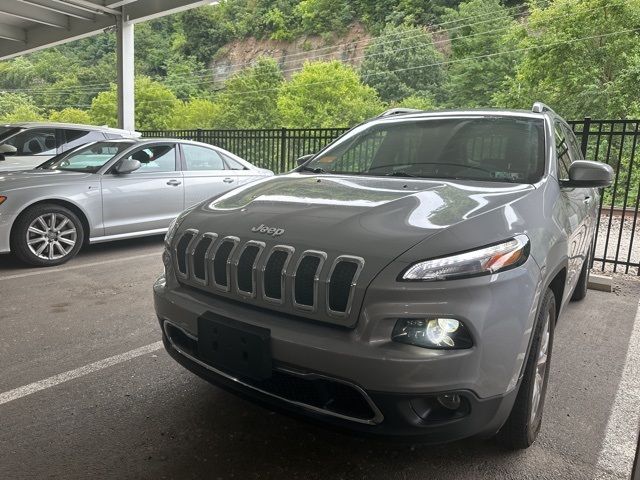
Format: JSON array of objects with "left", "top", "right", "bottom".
[
  {"left": 294, "top": 0, "right": 355, "bottom": 35},
  {"left": 49, "top": 108, "right": 93, "bottom": 125},
  {"left": 0, "top": 92, "right": 42, "bottom": 122},
  {"left": 494, "top": 0, "right": 640, "bottom": 118},
  {"left": 89, "top": 77, "right": 180, "bottom": 130},
  {"left": 170, "top": 98, "right": 220, "bottom": 129},
  {"left": 278, "top": 61, "right": 383, "bottom": 128},
  {"left": 360, "top": 25, "right": 446, "bottom": 103},
  {"left": 443, "top": 0, "right": 519, "bottom": 108},
  {"left": 395, "top": 94, "right": 437, "bottom": 110},
  {"left": 212, "top": 57, "right": 284, "bottom": 128}
]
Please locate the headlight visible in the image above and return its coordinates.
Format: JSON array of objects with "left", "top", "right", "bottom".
[
  {"left": 392, "top": 318, "right": 473, "bottom": 349},
  {"left": 400, "top": 235, "right": 529, "bottom": 281}
]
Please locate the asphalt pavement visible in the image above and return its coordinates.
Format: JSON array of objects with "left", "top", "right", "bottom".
[{"left": 1, "top": 236, "right": 639, "bottom": 480}]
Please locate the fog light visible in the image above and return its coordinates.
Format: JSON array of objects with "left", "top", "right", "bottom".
[
  {"left": 437, "top": 394, "right": 461, "bottom": 410},
  {"left": 392, "top": 318, "right": 473, "bottom": 349}
]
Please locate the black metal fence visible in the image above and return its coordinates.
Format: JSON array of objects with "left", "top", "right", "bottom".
[{"left": 142, "top": 119, "right": 640, "bottom": 275}]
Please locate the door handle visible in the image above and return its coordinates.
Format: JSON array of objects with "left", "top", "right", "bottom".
[
  {"left": 223, "top": 177, "right": 234, "bottom": 183},
  {"left": 167, "top": 179, "right": 182, "bottom": 186},
  {"left": 583, "top": 195, "right": 591, "bottom": 204}
]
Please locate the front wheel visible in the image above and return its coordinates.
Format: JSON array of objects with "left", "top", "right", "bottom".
[
  {"left": 495, "top": 288, "right": 556, "bottom": 449},
  {"left": 11, "top": 204, "right": 84, "bottom": 267}
]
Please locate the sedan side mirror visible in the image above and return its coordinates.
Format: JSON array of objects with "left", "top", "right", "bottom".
[
  {"left": 296, "top": 154, "right": 314, "bottom": 166},
  {"left": 114, "top": 158, "right": 142, "bottom": 174},
  {"left": 561, "top": 160, "right": 614, "bottom": 188},
  {"left": 0, "top": 144, "right": 17, "bottom": 158}
]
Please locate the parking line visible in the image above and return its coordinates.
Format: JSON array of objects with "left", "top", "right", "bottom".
[
  {"left": 0, "top": 252, "right": 160, "bottom": 281},
  {"left": 596, "top": 298, "right": 640, "bottom": 478},
  {"left": 0, "top": 342, "right": 163, "bottom": 407}
]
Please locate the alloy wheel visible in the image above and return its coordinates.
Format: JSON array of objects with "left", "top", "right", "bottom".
[{"left": 26, "top": 213, "right": 78, "bottom": 261}]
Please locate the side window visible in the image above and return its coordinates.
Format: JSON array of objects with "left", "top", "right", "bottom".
[
  {"left": 125, "top": 145, "right": 177, "bottom": 173},
  {"left": 61, "top": 129, "right": 106, "bottom": 152},
  {"left": 562, "top": 124, "right": 583, "bottom": 162},
  {"left": 221, "top": 152, "right": 247, "bottom": 170},
  {"left": 4, "top": 128, "right": 59, "bottom": 155},
  {"left": 554, "top": 122, "right": 572, "bottom": 181},
  {"left": 182, "top": 144, "right": 225, "bottom": 171}
]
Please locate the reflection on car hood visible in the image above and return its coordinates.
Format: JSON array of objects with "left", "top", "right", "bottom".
[
  {"left": 179, "top": 173, "right": 535, "bottom": 260},
  {"left": 0, "top": 169, "right": 94, "bottom": 190}
]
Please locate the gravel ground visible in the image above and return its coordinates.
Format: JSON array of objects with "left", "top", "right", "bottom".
[{"left": 594, "top": 213, "right": 640, "bottom": 275}]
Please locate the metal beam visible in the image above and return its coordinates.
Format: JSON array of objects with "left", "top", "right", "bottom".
[
  {"left": 0, "top": 23, "right": 26, "bottom": 43},
  {"left": 58, "top": 0, "right": 120, "bottom": 15},
  {"left": 116, "top": 14, "right": 135, "bottom": 130},
  {"left": 0, "top": 2, "right": 68, "bottom": 28},
  {"left": 123, "top": 0, "right": 214, "bottom": 24},
  {"left": 17, "top": 0, "right": 96, "bottom": 21}
]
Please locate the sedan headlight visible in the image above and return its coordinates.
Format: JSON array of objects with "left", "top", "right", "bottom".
[{"left": 400, "top": 235, "right": 530, "bottom": 281}]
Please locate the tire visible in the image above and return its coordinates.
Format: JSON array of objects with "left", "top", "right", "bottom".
[
  {"left": 496, "top": 288, "right": 556, "bottom": 449},
  {"left": 11, "top": 203, "right": 85, "bottom": 267},
  {"left": 571, "top": 244, "right": 592, "bottom": 301}
]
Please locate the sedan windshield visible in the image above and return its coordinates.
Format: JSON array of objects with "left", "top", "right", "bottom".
[
  {"left": 40, "top": 141, "right": 135, "bottom": 173},
  {"left": 303, "top": 117, "right": 546, "bottom": 184}
]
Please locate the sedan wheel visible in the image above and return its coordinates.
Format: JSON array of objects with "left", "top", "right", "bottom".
[
  {"left": 26, "top": 213, "right": 78, "bottom": 261},
  {"left": 12, "top": 204, "right": 85, "bottom": 267}
]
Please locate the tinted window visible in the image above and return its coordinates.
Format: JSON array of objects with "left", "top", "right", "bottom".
[
  {"left": 182, "top": 144, "right": 224, "bottom": 171},
  {"left": 555, "top": 122, "right": 572, "bottom": 181},
  {"left": 3, "top": 128, "right": 59, "bottom": 155},
  {"left": 126, "top": 145, "right": 176, "bottom": 173},
  {"left": 562, "top": 124, "right": 583, "bottom": 162},
  {"left": 43, "top": 141, "right": 133, "bottom": 173},
  {"left": 306, "top": 117, "right": 546, "bottom": 183},
  {"left": 61, "top": 129, "right": 105, "bottom": 152}
]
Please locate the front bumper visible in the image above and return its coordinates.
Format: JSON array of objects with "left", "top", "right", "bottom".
[
  {"left": 0, "top": 210, "right": 15, "bottom": 253},
  {"left": 154, "top": 254, "right": 542, "bottom": 439}
]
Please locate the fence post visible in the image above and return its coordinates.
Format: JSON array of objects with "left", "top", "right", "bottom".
[
  {"left": 279, "top": 127, "right": 287, "bottom": 173},
  {"left": 196, "top": 128, "right": 203, "bottom": 143},
  {"left": 580, "top": 117, "right": 591, "bottom": 157}
]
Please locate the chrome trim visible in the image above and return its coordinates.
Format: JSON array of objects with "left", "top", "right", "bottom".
[
  {"left": 163, "top": 320, "right": 383, "bottom": 425},
  {"left": 189, "top": 232, "right": 218, "bottom": 286},
  {"left": 211, "top": 236, "right": 240, "bottom": 292},
  {"left": 173, "top": 229, "right": 199, "bottom": 280},
  {"left": 261, "top": 245, "right": 295, "bottom": 305},
  {"left": 292, "top": 250, "right": 327, "bottom": 312},
  {"left": 234, "top": 240, "right": 266, "bottom": 298},
  {"left": 326, "top": 255, "right": 365, "bottom": 318}
]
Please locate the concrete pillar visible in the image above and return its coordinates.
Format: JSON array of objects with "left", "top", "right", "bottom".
[{"left": 116, "top": 13, "right": 134, "bottom": 131}]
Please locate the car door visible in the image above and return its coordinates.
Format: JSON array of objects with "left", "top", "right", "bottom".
[
  {"left": 555, "top": 121, "right": 590, "bottom": 292},
  {"left": 180, "top": 143, "right": 237, "bottom": 207},
  {"left": 220, "top": 151, "right": 265, "bottom": 186},
  {"left": 0, "top": 127, "right": 59, "bottom": 171},
  {"left": 100, "top": 143, "right": 184, "bottom": 236}
]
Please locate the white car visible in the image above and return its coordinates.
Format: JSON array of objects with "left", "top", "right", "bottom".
[{"left": 0, "top": 122, "right": 140, "bottom": 171}]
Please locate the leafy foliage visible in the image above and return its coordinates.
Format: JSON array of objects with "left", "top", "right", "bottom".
[
  {"left": 278, "top": 61, "right": 383, "bottom": 128},
  {"left": 360, "top": 25, "right": 446, "bottom": 103}
]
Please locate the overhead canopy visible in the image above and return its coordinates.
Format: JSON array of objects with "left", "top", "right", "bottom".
[{"left": 0, "top": 0, "right": 212, "bottom": 60}]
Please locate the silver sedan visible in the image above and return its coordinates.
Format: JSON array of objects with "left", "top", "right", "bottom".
[{"left": 0, "top": 138, "right": 273, "bottom": 266}]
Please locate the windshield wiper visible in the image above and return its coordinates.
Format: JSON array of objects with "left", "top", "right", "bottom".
[
  {"left": 299, "top": 166, "right": 327, "bottom": 174},
  {"left": 384, "top": 171, "right": 419, "bottom": 177}
]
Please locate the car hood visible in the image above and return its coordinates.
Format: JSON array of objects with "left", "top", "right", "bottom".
[
  {"left": 0, "top": 169, "right": 94, "bottom": 191},
  {"left": 181, "top": 173, "right": 535, "bottom": 261}
]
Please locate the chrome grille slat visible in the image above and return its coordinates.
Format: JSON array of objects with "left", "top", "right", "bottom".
[
  {"left": 173, "top": 229, "right": 198, "bottom": 279},
  {"left": 234, "top": 240, "right": 266, "bottom": 298},
  {"left": 292, "top": 250, "right": 327, "bottom": 312},
  {"left": 261, "top": 245, "right": 295, "bottom": 304},
  {"left": 326, "top": 256, "right": 365, "bottom": 318},
  {"left": 211, "top": 236, "right": 240, "bottom": 292},
  {"left": 189, "top": 232, "right": 218, "bottom": 285}
]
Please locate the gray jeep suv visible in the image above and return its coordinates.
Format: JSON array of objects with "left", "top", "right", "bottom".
[{"left": 154, "top": 103, "right": 613, "bottom": 448}]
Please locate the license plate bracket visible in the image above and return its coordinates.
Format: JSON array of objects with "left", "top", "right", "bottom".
[{"left": 197, "top": 312, "right": 272, "bottom": 381}]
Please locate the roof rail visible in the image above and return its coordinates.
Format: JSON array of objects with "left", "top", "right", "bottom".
[
  {"left": 531, "top": 102, "right": 555, "bottom": 114},
  {"left": 377, "top": 108, "right": 423, "bottom": 118}
]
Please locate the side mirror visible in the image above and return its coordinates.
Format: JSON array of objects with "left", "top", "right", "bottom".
[
  {"left": 561, "top": 160, "right": 614, "bottom": 188},
  {"left": 0, "top": 144, "right": 17, "bottom": 156},
  {"left": 114, "top": 158, "right": 141, "bottom": 174},
  {"left": 296, "top": 154, "right": 314, "bottom": 166}
]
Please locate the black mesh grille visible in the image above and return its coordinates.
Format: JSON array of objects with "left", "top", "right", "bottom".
[
  {"left": 214, "top": 241, "right": 235, "bottom": 287},
  {"left": 192, "top": 237, "right": 213, "bottom": 281},
  {"left": 294, "top": 256, "right": 321, "bottom": 307},
  {"left": 237, "top": 245, "right": 260, "bottom": 293},
  {"left": 176, "top": 232, "right": 195, "bottom": 275},
  {"left": 264, "top": 250, "right": 289, "bottom": 300},
  {"left": 328, "top": 261, "right": 359, "bottom": 312}
]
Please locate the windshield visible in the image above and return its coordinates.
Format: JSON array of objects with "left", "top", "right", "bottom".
[
  {"left": 40, "top": 141, "right": 134, "bottom": 173},
  {"left": 304, "top": 117, "right": 546, "bottom": 184}
]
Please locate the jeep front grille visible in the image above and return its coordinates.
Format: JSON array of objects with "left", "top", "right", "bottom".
[{"left": 173, "top": 231, "right": 365, "bottom": 321}]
